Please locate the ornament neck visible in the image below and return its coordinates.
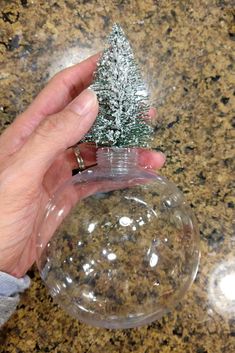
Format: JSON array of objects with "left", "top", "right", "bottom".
[{"left": 96, "top": 147, "right": 138, "bottom": 174}]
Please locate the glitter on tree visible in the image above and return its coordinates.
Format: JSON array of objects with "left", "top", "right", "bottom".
[{"left": 84, "top": 23, "right": 153, "bottom": 147}]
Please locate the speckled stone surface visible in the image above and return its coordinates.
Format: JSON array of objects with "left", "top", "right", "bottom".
[{"left": 0, "top": 0, "right": 235, "bottom": 352}]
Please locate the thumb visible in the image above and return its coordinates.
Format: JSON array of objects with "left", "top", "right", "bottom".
[{"left": 12, "top": 89, "right": 98, "bottom": 180}]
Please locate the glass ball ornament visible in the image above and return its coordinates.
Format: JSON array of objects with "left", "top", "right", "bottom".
[{"left": 36, "top": 147, "right": 200, "bottom": 329}]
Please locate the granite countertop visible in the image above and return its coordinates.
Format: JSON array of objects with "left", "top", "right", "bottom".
[{"left": 0, "top": 0, "right": 234, "bottom": 352}]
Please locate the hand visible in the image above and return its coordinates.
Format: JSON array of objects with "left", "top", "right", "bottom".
[{"left": 0, "top": 54, "right": 165, "bottom": 278}]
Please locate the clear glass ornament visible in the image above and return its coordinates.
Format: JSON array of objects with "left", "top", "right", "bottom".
[{"left": 36, "top": 147, "right": 200, "bottom": 329}]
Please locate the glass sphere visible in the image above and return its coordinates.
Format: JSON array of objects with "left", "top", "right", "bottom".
[{"left": 36, "top": 148, "right": 200, "bottom": 329}]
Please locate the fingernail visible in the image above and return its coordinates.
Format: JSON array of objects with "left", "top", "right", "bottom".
[
  {"left": 158, "top": 151, "right": 166, "bottom": 162},
  {"left": 156, "top": 152, "right": 166, "bottom": 167},
  {"left": 70, "top": 89, "right": 97, "bottom": 116}
]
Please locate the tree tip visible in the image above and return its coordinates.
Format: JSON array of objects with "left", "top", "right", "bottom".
[{"left": 109, "top": 23, "right": 125, "bottom": 39}]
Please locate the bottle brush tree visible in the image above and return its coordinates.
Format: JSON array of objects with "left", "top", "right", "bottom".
[{"left": 83, "top": 23, "right": 153, "bottom": 148}]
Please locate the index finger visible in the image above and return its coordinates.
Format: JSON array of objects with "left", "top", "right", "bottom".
[
  {"left": 0, "top": 53, "right": 100, "bottom": 161},
  {"left": 24, "top": 52, "right": 100, "bottom": 121}
]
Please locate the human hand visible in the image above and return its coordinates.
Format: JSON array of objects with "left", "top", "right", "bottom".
[{"left": 0, "top": 54, "right": 165, "bottom": 278}]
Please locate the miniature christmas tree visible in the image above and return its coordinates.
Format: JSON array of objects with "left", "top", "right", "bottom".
[{"left": 84, "top": 23, "right": 153, "bottom": 147}]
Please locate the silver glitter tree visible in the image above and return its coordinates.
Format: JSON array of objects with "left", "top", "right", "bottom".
[{"left": 84, "top": 23, "right": 153, "bottom": 147}]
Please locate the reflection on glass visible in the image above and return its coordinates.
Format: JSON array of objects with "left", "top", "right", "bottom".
[{"left": 208, "top": 259, "right": 235, "bottom": 317}]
